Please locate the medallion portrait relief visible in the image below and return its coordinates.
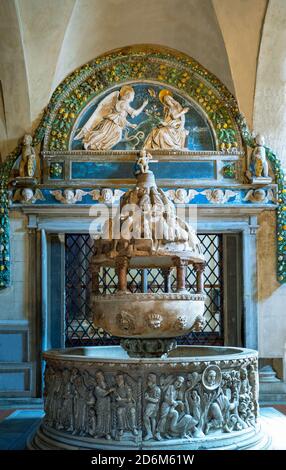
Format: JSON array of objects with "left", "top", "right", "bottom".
[{"left": 202, "top": 365, "right": 222, "bottom": 391}]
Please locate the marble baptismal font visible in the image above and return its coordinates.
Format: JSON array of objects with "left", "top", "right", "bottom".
[
  {"left": 29, "top": 154, "right": 270, "bottom": 450},
  {"left": 92, "top": 151, "right": 206, "bottom": 358}
]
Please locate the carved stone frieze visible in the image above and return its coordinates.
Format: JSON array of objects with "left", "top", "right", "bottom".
[
  {"left": 93, "top": 292, "right": 205, "bottom": 341},
  {"left": 42, "top": 346, "right": 260, "bottom": 447}
]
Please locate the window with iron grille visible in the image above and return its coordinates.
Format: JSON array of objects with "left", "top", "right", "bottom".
[{"left": 65, "top": 234, "right": 224, "bottom": 347}]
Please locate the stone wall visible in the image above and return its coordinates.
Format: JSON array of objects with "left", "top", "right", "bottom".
[
  {"left": 253, "top": 0, "right": 286, "bottom": 379},
  {"left": 0, "top": 211, "right": 36, "bottom": 397},
  {"left": 257, "top": 211, "right": 286, "bottom": 375}
]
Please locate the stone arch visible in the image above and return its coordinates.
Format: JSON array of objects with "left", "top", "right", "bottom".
[{"left": 43, "top": 44, "right": 243, "bottom": 153}]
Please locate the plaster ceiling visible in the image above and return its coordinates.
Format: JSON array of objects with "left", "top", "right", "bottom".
[
  {"left": 0, "top": 0, "right": 269, "bottom": 157},
  {"left": 253, "top": 0, "right": 286, "bottom": 165}
]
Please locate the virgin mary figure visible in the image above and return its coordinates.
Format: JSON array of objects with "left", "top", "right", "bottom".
[
  {"left": 144, "top": 89, "right": 189, "bottom": 150},
  {"left": 74, "top": 85, "right": 148, "bottom": 150}
]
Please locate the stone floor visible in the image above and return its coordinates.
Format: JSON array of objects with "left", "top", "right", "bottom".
[
  {"left": 0, "top": 410, "right": 44, "bottom": 450},
  {"left": 259, "top": 407, "right": 286, "bottom": 450},
  {"left": 0, "top": 406, "right": 285, "bottom": 450}
]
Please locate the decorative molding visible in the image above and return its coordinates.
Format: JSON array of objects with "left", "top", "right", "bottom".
[
  {"left": 43, "top": 344, "right": 258, "bottom": 366},
  {"left": 93, "top": 292, "right": 206, "bottom": 301},
  {"left": 10, "top": 186, "right": 278, "bottom": 207},
  {"left": 41, "top": 45, "right": 243, "bottom": 152},
  {"left": 42, "top": 149, "right": 244, "bottom": 157}
]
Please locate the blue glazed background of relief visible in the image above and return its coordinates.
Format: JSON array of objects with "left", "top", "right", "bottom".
[
  {"left": 71, "top": 161, "right": 215, "bottom": 180},
  {"left": 70, "top": 82, "right": 216, "bottom": 151}
]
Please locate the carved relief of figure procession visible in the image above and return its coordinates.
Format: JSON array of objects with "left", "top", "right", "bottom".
[
  {"left": 44, "top": 362, "right": 258, "bottom": 443},
  {"left": 44, "top": 366, "right": 139, "bottom": 441}
]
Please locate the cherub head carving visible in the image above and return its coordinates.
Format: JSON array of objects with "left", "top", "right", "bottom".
[{"left": 147, "top": 313, "right": 163, "bottom": 329}]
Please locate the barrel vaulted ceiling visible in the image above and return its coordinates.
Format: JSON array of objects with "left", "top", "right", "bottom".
[{"left": 0, "top": 0, "right": 278, "bottom": 160}]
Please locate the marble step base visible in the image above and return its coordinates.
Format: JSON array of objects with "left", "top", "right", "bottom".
[{"left": 27, "top": 422, "right": 271, "bottom": 451}]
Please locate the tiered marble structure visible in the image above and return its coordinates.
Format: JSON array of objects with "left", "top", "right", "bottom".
[
  {"left": 91, "top": 165, "right": 205, "bottom": 357},
  {"left": 28, "top": 160, "right": 270, "bottom": 450}
]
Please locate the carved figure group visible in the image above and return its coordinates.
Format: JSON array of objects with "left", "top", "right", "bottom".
[
  {"left": 74, "top": 87, "right": 190, "bottom": 151},
  {"left": 141, "top": 364, "right": 258, "bottom": 441},
  {"left": 44, "top": 367, "right": 138, "bottom": 441},
  {"left": 118, "top": 182, "right": 202, "bottom": 255},
  {"left": 153, "top": 375, "right": 199, "bottom": 440},
  {"left": 44, "top": 362, "right": 258, "bottom": 443}
]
